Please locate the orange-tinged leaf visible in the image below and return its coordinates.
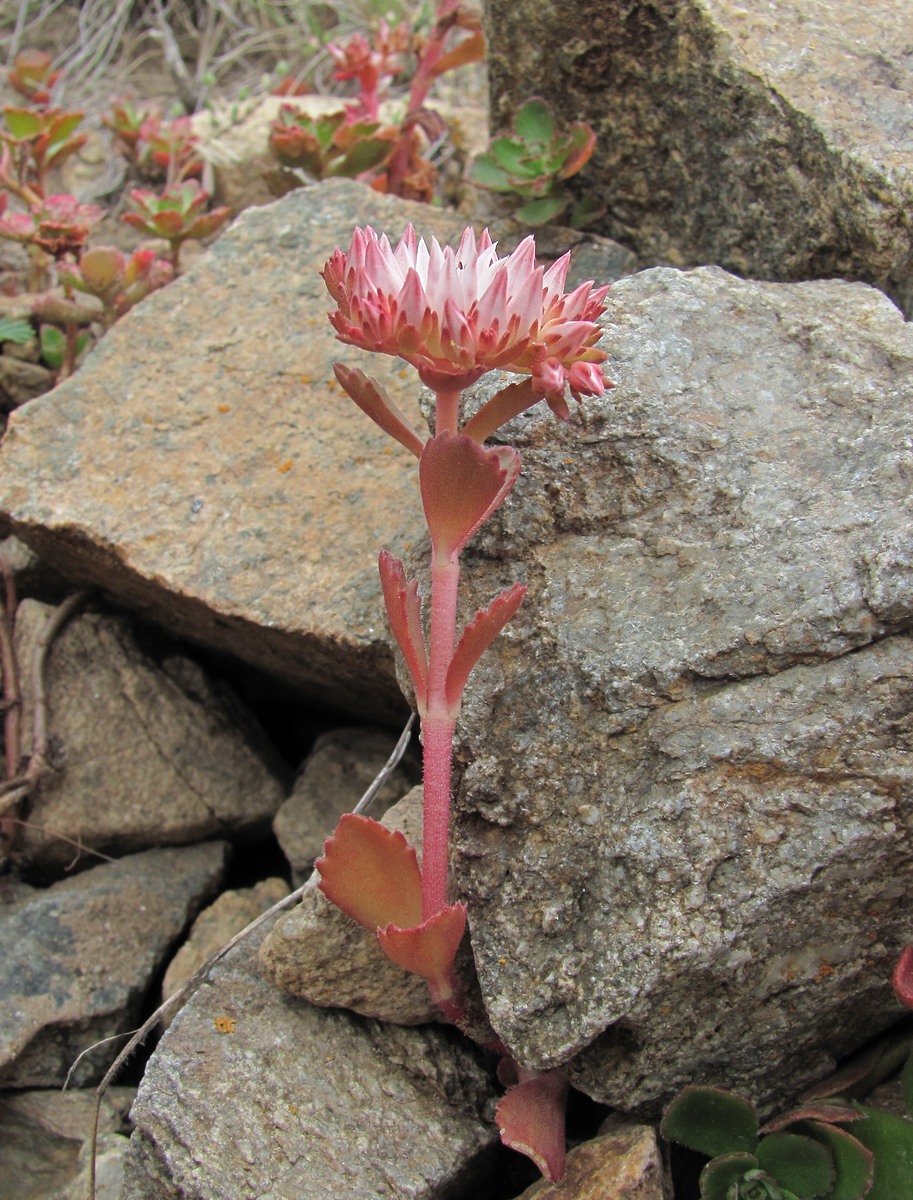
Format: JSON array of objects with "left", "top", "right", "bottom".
[
  {"left": 445, "top": 583, "right": 526, "bottom": 712},
  {"left": 335, "top": 363, "right": 425, "bottom": 457},
  {"left": 316, "top": 813, "right": 423, "bottom": 931},
  {"left": 496, "top": 1066, "right": 568, "bottom": 1183},
  {"left": 378, "top": 550, "right": 428, "bottom": 711},
  {"left": 894, "top": 946, "right": 913, "bottom": 1008},
  {"left": 431, "top": 31, "right": 486, "bottom": 77},
  {"left": 377, "top": 902, "right": 467, "bottom": 981}
]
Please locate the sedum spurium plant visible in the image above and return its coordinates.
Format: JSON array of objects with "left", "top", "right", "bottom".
[{"left": 316, "top": 222, "right": 611, "bottom": 1179}]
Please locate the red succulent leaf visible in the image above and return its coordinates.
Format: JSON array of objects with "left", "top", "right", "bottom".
[
  {"left": 419, "top": 432, "right": 521, "bottom": 563},
  {"left": 761, "top": 1101, "right": 864, "bottom": 1133},
  {"left": 894, "top": 946, "right": 913, "bottom": 1008},
  {"left": 378, "top": 550, "right": 428, "bottom": 713},
  {"left": 334, "top": 363, "right": 426, "bottom": 457},
  {"left": 377, "top": 901, "right": 467, "bottom": 982},
  {"left": 316, "top": 812, "right": 423, "bottom": 931},
  {"left": 462, "top": 378, "right": 538, "bottom": 444},
  {"left": 430, "top": 30, "right": 486, "bottom": 78},
  {"left": 445, "top": 583, "right": 526, "bottom": 714},
  {"left": 496, "top": 1064, "right": 568, "bottom": 1183}
]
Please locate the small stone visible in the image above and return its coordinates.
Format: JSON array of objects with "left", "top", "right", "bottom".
[
  {"left": 517, "top": 1125, "right": 671, "bottom": 1200},
  {"left": 162, "top": 876, "right": 290, "bottom": 1002},
  {"left": 0, "top": 1086, "right": 134, "bottom": 1200},
  {"left": 11, "top": 600, "right": 286, "bottom": 871},
  {"left": 273, "top": 725, "right": 416, "bottom": 881}
]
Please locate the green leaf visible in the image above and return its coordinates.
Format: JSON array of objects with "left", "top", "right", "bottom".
[
  {"left": 514, "top": 193, "right": 567, "bottom": 226},
  {"left": 491, "top": 136, "right": 536, "bottom": 176},
  {"left": 332, "top": 135, "right": 392, "bottom": 177},
  {"left": 756, "top": 1132, "right": 834, "bottom": 1197},
  {"left": 850, "top": 1105, "right": 913, "bottom": 1200},
  {"left": 514, "top": 97, "right": 556, "bottom": 145},
  {"left": 805, "top": 1122, "right": 873, "bottom": 1200},
  {"left": 3, "top": 106, "right": 42, "bottom": 138},
  {"left": 699, "top": 1153, "right": 758, "bottom": 1199},
  {"left": 0, "top": 316, "right": 34, "bottom": 345},
  {"left": 467, "top": 153, "right": 513, "bottom": 192},
  {"left": 39, "top": 324, "right": 65, "bottom": 371},
  {"left": 662, "top": 1086, "right": 760, "bottom": 1159}
]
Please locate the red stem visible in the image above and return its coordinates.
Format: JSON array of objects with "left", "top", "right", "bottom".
[{"left": 421, "top": 552, "right": 459, "bottom": 920}]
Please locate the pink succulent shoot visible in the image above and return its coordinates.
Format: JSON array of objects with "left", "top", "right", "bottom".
[
  {"left": 121, "top": 182, "right": 230, "bottom": 268},
  {"left": 318, "top": 223, "right": 611, "bottom": 1179},
  {"left": 57, "top": 245, "right": 173, "bottom": 327}
]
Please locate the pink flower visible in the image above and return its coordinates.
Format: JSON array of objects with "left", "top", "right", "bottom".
[{"left": 322, "top": 224, "right": 612, "bottom": 410}]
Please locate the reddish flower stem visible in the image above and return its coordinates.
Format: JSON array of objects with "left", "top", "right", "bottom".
[{"left": 421, "top": 551, "right": 459, "bottom": 921}]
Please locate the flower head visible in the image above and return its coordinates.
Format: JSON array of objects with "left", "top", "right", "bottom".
[{"left": 322, "top": 224, "right": 611, "bottom": 415}]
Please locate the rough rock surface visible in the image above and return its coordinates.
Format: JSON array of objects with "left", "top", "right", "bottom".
[
  {"left": 484, "top": 0, "right": 913, "bottom": 313},
  {"left": 0, "top": 179, "right": 633, "bottom": 719},
  {"left": 261, "top": 786, "right": 438, "bottom": 1025},
  {"left": 273, "top": 725, "right": 416, "bottom": 880},
  {"left": 0, "top": 842, "right": 229, "bottom": 1087},
  {"left": 447, "top": 266, "right": 913, "bottom": 1112},
  {"left": 12, "top": 600, "right": 286, "bottom": 870},
  {"left": 0, "top": 1086, "right": 135, "bottom": 1200},
  {"left": 517, "top": 1124, "right": 671, "bottom": 1200},
  {"left": 121, "top": 923, "right": 500, "bottom": 1200}
]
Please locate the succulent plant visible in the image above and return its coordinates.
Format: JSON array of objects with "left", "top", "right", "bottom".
[
  {"left": 662, "top": 1080, "right": 913, "bottom": 1200},
  {"left": 469, "top": 96, "right": 600, "bottom": 227},
  {"left": 268, "top": 105, "right": 394, "bottom": 181}
]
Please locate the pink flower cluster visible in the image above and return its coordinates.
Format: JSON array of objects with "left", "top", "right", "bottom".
[{"left": 322, "top": 224, "right": 610, "bottom": 414}]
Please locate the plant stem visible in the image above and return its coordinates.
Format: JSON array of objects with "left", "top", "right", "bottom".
[
  {"left": 421, "top": 552, "right": 459, "bottom": 920},
  {"left": 434, "top": 386, "right": 461, "bottom": 436}
]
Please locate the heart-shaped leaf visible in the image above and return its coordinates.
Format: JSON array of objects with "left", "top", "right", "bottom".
[
  {"left": 420, "top": 433, "right": 521, "bottom": 563},
  {"left": 377, "top": 901, "right": 467, "bottom": 983},
  {"left": 496, "top": 1066, "right": 568, "bottom": 1183}
]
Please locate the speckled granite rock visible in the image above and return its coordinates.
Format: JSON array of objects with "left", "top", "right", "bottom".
[
  {"left": 12, "top": 600, "right": 286, "bottom": 871},
  {"left": 0, "top": 842, "right": 229, "bottom": 1087},
  {"left": 484, "top": 0, "right": 913, "bottom": 313},
  {"left": 446, "top": 266, "right": 913, "bottom": 1113},
  {"left": 121, "top": 922, "right": 499, "bottom": 1200},
  {"left": 0, "top": 179, "right": 632, "bottom": 720}
]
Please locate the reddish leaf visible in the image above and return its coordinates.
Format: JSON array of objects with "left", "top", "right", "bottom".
[
  {"left": 894, "top": 946, "right": 913, "bottom": 1008},
  {"left": 316, "top": 813, "right": 423, "bottom": 931},
  {"left": 430, "top": 30, "right": 486, "bottom": 78},
  {"left": 377, "top": 901, "right": 467, "bottom": 983},
  {"left": 445, "top": 583, "right": 526, "bottom": 712},
  {"left": 496, "top": 1066, "right": 568, "bottom": 1183},
  {"left": 334, "top": 363, "right": 425, "bottom": 457},
  {"left": 462, "top": 377, "right": 537, "bottom": 444},
  {"left": 762, "top": 1101, "right": 864, "bottom": 1133},
  {"left": 419, "top": 432, "right": 521, "bottom": 563},
  {"left": 378, "top": 551, "right": 428, "bottom": 712}
]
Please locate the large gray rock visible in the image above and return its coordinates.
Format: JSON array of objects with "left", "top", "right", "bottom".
[
  {"left": 0, "top": 180, "right": 632, "bottom": 720},
  {"left": 484, "top": 0, "right": 913, "bottom": 313},
  {"left": 12, "top": 600, "right": 286, "bottom": 871},
  {"left": 121, "top": 923, "right": 500, "bottom": 1200},
  {"left": 447, "top": 266, "right": 913, "bottom": 1113},
  {"left": 0, "top": 842, "right": 229, "bottom": 1087}
]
